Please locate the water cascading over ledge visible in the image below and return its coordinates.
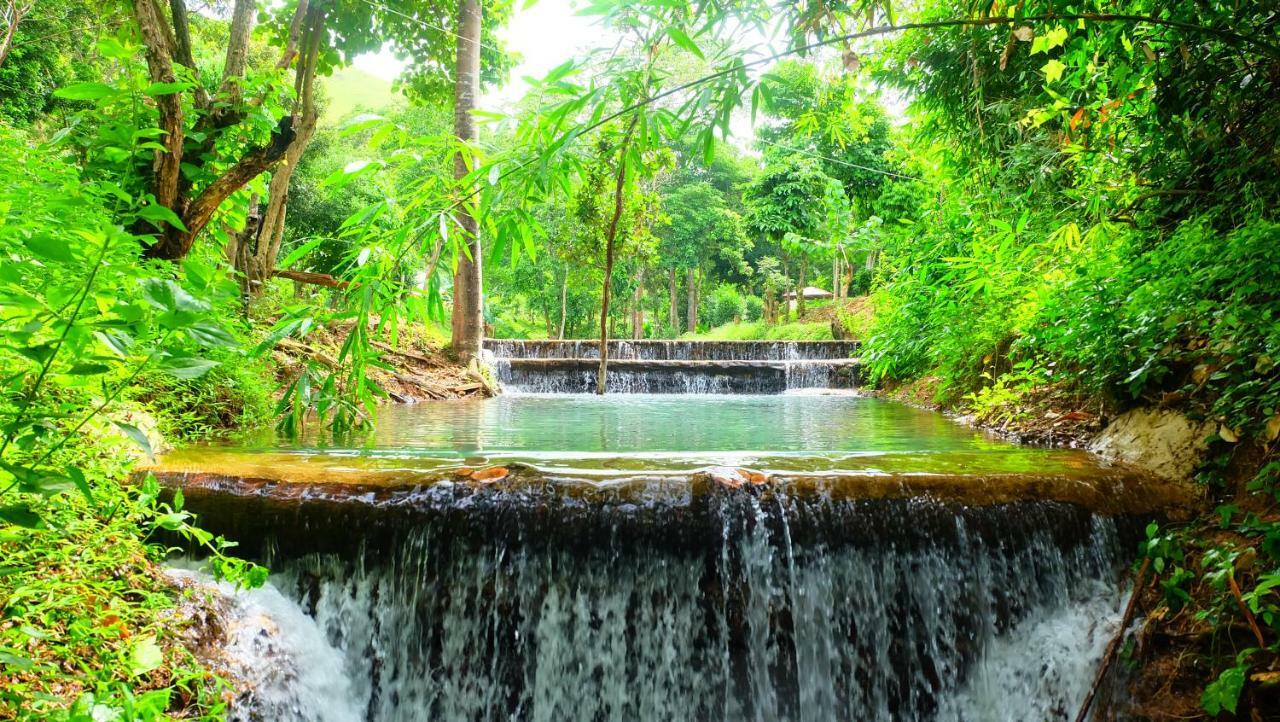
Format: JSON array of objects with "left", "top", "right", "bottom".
[
  {"left": 170, "top": 476, "right": 1145, "bottom": 722},
  {"left": 483, "top": 340, "right": 862, "bottom": 393}
]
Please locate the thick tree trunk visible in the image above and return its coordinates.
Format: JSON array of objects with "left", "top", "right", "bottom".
[
  {"left": 449, "top": 0, "right": 484, "bottom": 361},
  {"left": 558, "top": 274, "right": 567, "bottom": 340},
  {"left": 220, "top": 0, "right": 254, "bottom": 106},
  {"left": 131, "top": 0, "right": 183, "bottom": 229},
  {"left": 685, "top": 267, "right": 698, "bottom": 334},
  {"left": 667, "top": 268, "right": 678, "bottom": 336}
]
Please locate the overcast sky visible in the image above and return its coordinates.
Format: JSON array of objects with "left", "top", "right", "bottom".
[
  {"left": 351, "top": 0, "right": 906, "bottom": 147},
  {"left": 353, "top": 0, "right": 611, "bottom": 108}
]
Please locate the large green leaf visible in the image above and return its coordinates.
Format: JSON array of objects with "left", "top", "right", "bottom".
[{"left": 52, "top": 83, "right": 116, "bottom": 100}]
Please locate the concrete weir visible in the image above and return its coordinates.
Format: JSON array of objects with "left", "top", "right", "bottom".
[{"left": 484, "top": 339, "right": 862, "bottom": 393}]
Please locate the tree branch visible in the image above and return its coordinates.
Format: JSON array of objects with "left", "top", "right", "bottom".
[
  {"left": 276, "top": 0, "right": 310, "bottom": 69},
  {"left": 272, "top": 269, "right": 349, "bottom": 288},
  {"left": 167, "top": 0, "right": 208, "bottom": 108}
]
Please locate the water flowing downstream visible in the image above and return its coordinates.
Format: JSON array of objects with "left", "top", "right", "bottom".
[
  {"left": 200, "top": 492, "right": 1132, "bottom": 722},
  {"left": 157, "top": 340, "right": 1167, "bottom": 721}
]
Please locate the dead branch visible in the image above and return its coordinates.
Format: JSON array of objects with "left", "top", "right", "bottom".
[
  {"left": 1075, "top": 558, "right": 1151, "bottom": 722},
  {"left": 370, "top": 340, "right": 446, "bottom": 368},
  {"left": 272, "top": 269, "right": 349, "bottom": 289}
]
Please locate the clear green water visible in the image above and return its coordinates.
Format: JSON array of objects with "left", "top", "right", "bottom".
[{"left": 164, "top": 393, "right": 1118, "bottom": 479}]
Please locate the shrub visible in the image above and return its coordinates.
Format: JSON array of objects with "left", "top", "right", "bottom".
[{"left": 703, "top": 283, "right": 747, "bottom": 328}]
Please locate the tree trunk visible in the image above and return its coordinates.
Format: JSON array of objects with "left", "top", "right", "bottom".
[
  {"left": 235, "top": 9, "right": 322, "bottom": 299},
  {"left": 833, "top": 254, "right": 841, "bottom": 300},
  {"left": 632, "top": 265, "right": 645, "bottom": 340},
  {"left": 667, "top": 268, "right": 678, "bottom": 336},
  {"left": 131, "top": 0, "right": 183, "bottom": 231},
  {"left": 558, "top": 274, "right": 568, "bottom": 340},
  {"left": 0, "top": 0, "right": 34, "bottom": 68},
  {"left": 596, "top": 120, "right": 637, "bottom": 395},
  {"left": 449, "top": 0, "right": 484, "bottom": 361},
  {"left": 797, "top": 258, "right": 807, "bottom": 319},
  {"left": 132, "top": 0, "right": 319, "bottom": 262},
  {"left": 685, "top": 267, "right": 698, "bottom": 334}
]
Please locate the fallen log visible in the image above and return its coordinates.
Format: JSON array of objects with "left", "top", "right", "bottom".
[
  {"left": 390, "top": 371, "right": 450, "bottom": 400},
  {"left": 273, "top": 269, "right": 349, "bottom": 289},
  {"left": 277, "top": 338, "right": 338, "bottom": 368},
  {"left": 371, "top": 340, "right": 446, "bottom": 368}
]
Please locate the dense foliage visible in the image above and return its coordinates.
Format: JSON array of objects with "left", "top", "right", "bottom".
[{"left": 2, "top": 0, "right": 1278, "bottom": 716}]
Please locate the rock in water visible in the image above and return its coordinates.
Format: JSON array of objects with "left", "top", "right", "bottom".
[{"left": 165, "top": 568, "right": 361, "bottom": 722}]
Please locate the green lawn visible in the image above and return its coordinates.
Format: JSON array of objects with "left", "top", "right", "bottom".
[
  {"left": 320, "top": 67, "right": 397, "bottom": 126},
  {"left": 684, "top": 319, "right": 833, "bottom": 341}
]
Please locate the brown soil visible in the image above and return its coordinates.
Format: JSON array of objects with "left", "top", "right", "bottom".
[
  {"left": 874, "top": 375, "right": 1114, "bottom": 449},
  {"left": 267, "top": 321, "right": 493, "bottom": 402},
  {"left": 806, "top": 296, "right": 874, "bottom": 339},
  {"left": 1124, "top": 516, "right": 1280, "bottom": 721}
]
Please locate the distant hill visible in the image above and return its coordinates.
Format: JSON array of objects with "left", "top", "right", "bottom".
[{"left": 320, "top": 67, "right": 398, "bottom": 127}]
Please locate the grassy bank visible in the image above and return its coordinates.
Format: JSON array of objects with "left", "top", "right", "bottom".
[{"left": 685, "top": 319, "right": 833, "bottom": 341}]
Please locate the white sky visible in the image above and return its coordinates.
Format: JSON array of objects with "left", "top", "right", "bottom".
[
  {"left": 353, "top": 0, "right": 612, "bottom": 108},
  {"left": 351, "top": 0, "right": 907, "bottom": 146}
]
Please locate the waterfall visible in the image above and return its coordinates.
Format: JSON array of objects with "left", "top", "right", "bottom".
[
  {"left": 484, "top": 339, "right": 860, "bottom": 362},
  {"left": 484, "top": 341, "right": 861, "bottom": 394},
  {"left": 208, "top": 494, "right": 1135, "bottom": 722},
  {"left": 165, "top": 567, "right": 362, "bottom": 722}
]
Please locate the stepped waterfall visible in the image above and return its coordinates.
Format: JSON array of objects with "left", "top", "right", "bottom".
[{"left": 162, "top": 339, "right": 1154, "bottom": 721}]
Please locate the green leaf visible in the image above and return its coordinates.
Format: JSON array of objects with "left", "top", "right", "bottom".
[
  {"left": 0, "top": 504, "right": 43, "bottom": 528},
  {"left": 0, "top": 649, "right": 36, "bottom": 671},
  {"left": 143, "top": 81, "right": 194, "bottom": 96},
  {"left": 22, "top": 234, "right": 76, "bottom": 263},
  {"left": 66, "top": 467, "right": 92, "bottom": 503},
  {"left": 66, "top": 363, "right": 111, "bottom": 375},
  {"left": 53, "top": 83, "right": 116, "bottom": 100},
  {"left": 1201, "top": 664, "right": 1246, "bottom": 715},
  {"left": 278, "top": 237, "right": 325, "bottom": 269},
  {"left": 1042, "top": 59, "right": 1066, "bottom": 84},
  {"left": 17, "top": 343, "right": 56, "bottom": 365},
  {"left": 112, "top": 421, "right": 155, "bottom": 461},
  {"left": 136, "top": 204, "right": 189, "bottom": 232},
  {"left": 667, "top": 27, "right": 704, "bottom": 59},
  {"left": 158, "top": 356, "right": 219, "bottom": 379},
  {"left": 128, "top": 635, "right": 164, "bottom": 677},
  {"left": 186, "top": 322, "right": 237, "bottom": 348},
  {"left": 339, "top": 113, "right": 387, "bottom": 137}
]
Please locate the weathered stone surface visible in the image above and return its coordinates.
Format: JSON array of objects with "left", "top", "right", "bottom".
[
  {"left": 469, "top": 466, "right": 510, "bottom": 483},
  {"left": 1088, "top": 408, "right": 1215, "bottom": 481}
]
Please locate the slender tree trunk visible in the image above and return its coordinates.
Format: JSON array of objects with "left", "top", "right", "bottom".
[
  {"left": 449, "top": 0, "right": 484, "bottom": 361},
  {"left": 797, "top": 258, "right": 807, "bottom": 319},
  {"left": 558, "top": 274, "right": 568, "bottom": 340},
  {"left": 685, "top": 267, "right": 698, "bottom": 334},
  {"left": 632, "top": 265, "right": 645, "bottom": 340},
  {"left": 0, "top": 0, "right": 33, "bottom": 68},
  {"left": 236, "top": 8, "right": 321, "bottom": 299},
  {"left": 596, "top": 120, "right": 637, "bottom": 394},
  {"left": 833, "top": 254, "right": 841, "bottom": 299},
  {"left": 667, "top": 268, "right": 678, "bottom": 336}
]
